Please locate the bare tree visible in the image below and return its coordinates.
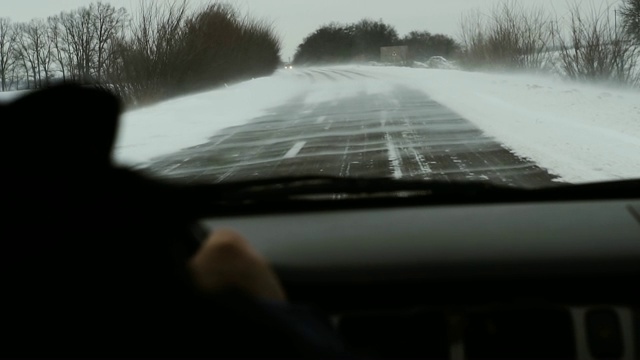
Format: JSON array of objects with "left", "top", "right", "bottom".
[
  {"left": 49, "top": 2, "right": 127, "bottom": 86},
  {"left": 459, "top": 2, "right": 553, "bottom": 70},
  {"left": 459, "top": 11, "right": 487, "bottom": 66},
  {"left": 620, "top": 0, "right": 640, "bottom": 44},
  {"left": 13, "top": 23, "right": 36, "bottom": 89},
  {"left": 26, "top": 19, "right": 53, "bottom": 87},
  {"left": 0, "top": 18, "right": 18, "bottom": 91},
  {"left": 554, "top": 3, "right": 639, "bottom": 85},
  {"left": 90, "top": 2, "right": 128, "bottom": 83},
  {"left": 59, "top": 7, "right": 96, "bottom": 82},
  {"left": 56, "top": 12, "right": 81, "bottom": 81},
  {"left": 48, "top": 15, "right": 70, "bottom": 82},
  {"left": 11, "top": 20, "right": 55, "bottom": 89},
  {"left": 112, "top": 0, "right": 190, "bottom": 103}
]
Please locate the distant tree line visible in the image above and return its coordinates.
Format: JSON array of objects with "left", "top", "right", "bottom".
[
  {"left": 0, "top": 1, "right": 281, "bottom": 106},
  {"left": 293, "top": 19, "right": 460, "bottom": 65}
]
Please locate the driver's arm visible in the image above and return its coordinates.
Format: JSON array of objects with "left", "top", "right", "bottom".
[
  {"left": 188, "top": 228, "right": 349, "bottom": 357},
  {"left": 189, "top": 227, "right": 287, "bottom": 301}
]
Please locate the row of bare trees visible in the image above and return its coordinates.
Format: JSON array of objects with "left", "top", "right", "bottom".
[
  {"left": 458, "top": 1, "right": 640, "bottom": 86},
  {"left": 109, "top": 2, "right": 281, "bottom": 105},
  {"left": 0, "top": 1, "right": 282, "bottom": 106},
  {"left": 0, "top": 3, "right": 126, "bottom": 91}
]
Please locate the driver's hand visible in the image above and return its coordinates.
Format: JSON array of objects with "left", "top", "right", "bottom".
[{"left": 188, "top": 228, "right": 287, "bottom": 302}]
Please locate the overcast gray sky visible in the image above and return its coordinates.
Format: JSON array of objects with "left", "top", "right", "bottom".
[{"left": 0, "top": 0, "right": 622, "bottom": 60}]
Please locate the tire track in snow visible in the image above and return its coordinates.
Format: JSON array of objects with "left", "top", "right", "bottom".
[
  {"left": 301, "top": 71, "right": 316, "bottom": 83},
  {"left": 309, "top": 69, "right": 337, "bottom": 82},
  {"left": 340, "top": 69, "right": 376, "bottom": 79},
  {"left": 324, "top": 69, "right": 355, "bottom": 80}
]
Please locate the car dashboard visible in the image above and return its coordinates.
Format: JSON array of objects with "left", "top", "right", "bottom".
[{"left": 199, "top": 199, "right": 640, "bottom": 359}]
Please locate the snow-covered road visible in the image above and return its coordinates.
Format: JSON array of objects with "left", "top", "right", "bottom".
[
  {"left": 114, "top": 65, "right": 640, "bottom": 185},
  {"left": 364, "top": 66, "right": 640, "bottom": 184}
]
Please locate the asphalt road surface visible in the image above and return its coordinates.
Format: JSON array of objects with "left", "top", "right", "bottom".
[{"left": 146, "top": 68, "right": 559, "bottom": 188}]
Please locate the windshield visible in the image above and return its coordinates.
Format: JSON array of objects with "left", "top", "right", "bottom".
[{"left": 1, "top": 0, "right": 638, "bottom": 189}]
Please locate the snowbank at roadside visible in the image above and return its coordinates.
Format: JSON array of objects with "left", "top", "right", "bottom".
[
  {"left": 0, "top": 90, "right": 30, "bottom": 102},
  {"left": 114, "top": 72, "right": 308, "bottom": 165}
]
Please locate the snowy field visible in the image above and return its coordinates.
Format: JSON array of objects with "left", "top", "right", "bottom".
[{"left": 115, "top": 65, "right": 640, "bottom": 184}]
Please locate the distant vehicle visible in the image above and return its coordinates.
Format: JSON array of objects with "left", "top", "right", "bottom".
[
  {"left": 426, "top": 56, "right": 454, "bottom": 69},
  {"left": 284, "top": 63, "right": 293, "bottom": 69}
]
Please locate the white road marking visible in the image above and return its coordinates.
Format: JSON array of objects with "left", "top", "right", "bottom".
[
  {"left": 385, "top": 133, "right": 403, "bottom": 179},
  {"left": 163, "top": 157, "right": 191, "bottom": 173},
  {"left": 212, "top": 133, "right": 233, "bottom": 146},
  {"left": 410, "top": 148, "right": 431, "bottom": 175},
  {"left": 215, "top": 169, "right": 234, "bottom": 183},
  {"left": 284, "top": 141, "right": 306, "bottom": 159}
]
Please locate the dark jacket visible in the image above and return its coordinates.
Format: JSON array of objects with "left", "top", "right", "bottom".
[{"left": 0, "top": 85, "right": 347, "bottom": 358}]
